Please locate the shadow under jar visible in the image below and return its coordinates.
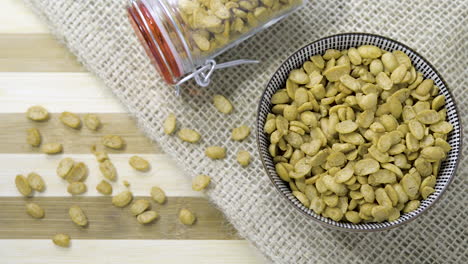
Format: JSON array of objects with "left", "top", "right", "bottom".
[{"left": 127, "top": 0, "right": 304, "bottom": 85}]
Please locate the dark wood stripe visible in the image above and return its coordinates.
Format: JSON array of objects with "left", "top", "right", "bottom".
[
  {"left": 0, "top": 34, "right": 85, "bottom": 72},
  {"left": 0, "top": 113, "right": 160, "bottom": 154},
  {"left": 0, "top": 196, "right": 240, "bottom": 240}
]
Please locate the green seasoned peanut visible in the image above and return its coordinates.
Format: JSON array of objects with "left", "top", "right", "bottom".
[
  {"left": 26, "top": 105, "right": 49, "bottom": 121},
  {"left": 192, "top": 174, "right": 211, "bottom": 191},
  {"left": 417, "top": 109, "right": 441, "bottom": 124},
  {"left": 381, "top": 52, "right": 399, "bottom": 72},
  {"left": 292, "top": 191, "right": 310, "bottom": 207},
  {"left": 434, "top": 137, "right": 451, "bottom": 153},
  {"left": 414, "top": 158, "right": 432, "bottom": 177},
  {"left": 41, "top": 143, "right": 63, "bottom": 154},
  {"left": 27, "top": 172, "right": 45, "bottom": 192},
  {"left": 179, "top": 208, "right": 196, "bottom": 225},
  {"left": 390, "top": 64, "right": 407, "bottom": 84},
  {"left": 403, "top": 200, "right": 421, "bottom": 213},
  {"left": 324, "top": 207, "right": 344, "bottom": 222},
  {"left": 340, "top": 74, "right": 361, "bottom": 92},
  {"left": 205, "top": 146, "right": 226, "bottom": 159},
  {"left": 289, "top": 69, "right": 309, "bottom": 84},
  {"left": 150, "top": 186, "right": 166, "bottom": 204},
  {"left": 264, "top": 119, "right": 276, "bottom": 134},
  {"left": 178, "top": 128, "right": 201, "bottom": 143},
  {"left": 371, "top": 169, "right": 397, "bottom": 185},
  {"left": 99, "top": 160, "right": 117, "bottom": 181},
  {"left": 381, "top": 163, "right": 403, "bottom": 178},
  {"left": 384, "top": 184, "right": 399, "bottom": 206},
  {"left": 335, "top": 166, "right": 354, "bottom": 183},
  {"left": 130, "top": 199, "right": 150, "bottom": 216},
  {"left": 393, "top": 183, "right": 409, "bottom": 204},
  {"left": 231, "top": 125, "right": 250, "bottom": 141},
  {"left": 429, "top": 121, "right": 453, "bottom": 134},
  {"left": 415, "top": 79, "right": 433, "bottom": 96},
  {"left": 372, "top": 205, "right": 391, "bottom": 222},
  {"left": 69, "top": 205, "right": 88, "bottom": 227},
  {"left": 335, "top": 120, "right": 358, "bottom": 134},
  {"left": 283, "top": 105, "right": 298, "bottom": 121},
  {"left": 408, "top": 119, "right": 425, "bottom": 140},
  {"left": 96, "top": 180, "right": 112, "bottom": 195},
  {"left": 326, "top": 151, "right": 346, "bottom": 167},
  {"left": 323, "top": 65, "right": 350, "bottom": 82},
  {"left": 347, "top": 47, "right": 362, "bottom": 65},
  {"left": 310, "top": 55, "right": 325, "bottom": 69},
  {"left": 67, "top": 182, "right": 87, "bottom": 195},
  {"left": 322, "top": 174, "right": 347, "bottom": 196},
  {"left": 57, "top": 158, "right": 75, "bottom": 179},
  {"left": 112, "top": 190, "right": 133, "bottom": 207},
  {"left": 26, "top": 128, "right": 41, "bottom": 147},
  {"left": 129, "top": 155, "right": 150, "bottom": 172},
  {"left": 275, "top": 163, "right": 291, "bottom": 182},
  {"left": 53, "top": 234, "right": 70, "bottom": 248},
  {"left": 60, "top": 112, "right": 81, "bottom": 129},
  {"left": 26, "top": 202, "right": 45, "bottom": 219},
  {"left": 401, "top": 174, "right": 419, "bottom": 197},
  {"left": 237, "top": 150, "right": 251, "bottom": 167},
  {"left": 360, "top": 184, "right": 375, "bottom": 203},
  {"left": 420, "top": 146, "right": 446, "bottom": 161},
  {"left": 431, "top": 95, "right": 446, "bottom": 111},
  {"left": 354, "top": 158, "right": 379, "bottom": 176},
  {"left": 137, "top": 210, "right": 159, "bottom": 225},
  {"left": 102, "top": 135, "right": 125, "bottom": 149},
  {"left": 163, "top": 113, "right": 177, "bottom": 135},
  {"left": 345, "top": 211, "right": 361, "bottom": 224},
  {"left": 276, "top": 115, "right": 289, "bottom": 135},
  {"left": 376, "top": 72, "right": 393, "bottom": 90},
  {"left": 83, "top": 114, "right": 101, "bottom": 131},
  {"left": 357, "top": 45, "right": 382, "bottom": 59},
  {"left": 15, "top": 175, "right": 32, "bottom": 197},
  {"left": 421, "top": 186, "right": 435, "bottom": 199},
  {"left": 213, "top": 94, "right": 233, "bottom": 114}
]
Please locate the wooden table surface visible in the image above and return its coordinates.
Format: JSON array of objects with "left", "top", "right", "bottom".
[{"left": 0, "top": 1, "right": 265, "bottom": 263}]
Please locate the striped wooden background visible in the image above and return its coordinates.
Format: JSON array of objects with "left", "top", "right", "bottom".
[{"left": 0, "top": 1, "right": 265, "bottom": 263}]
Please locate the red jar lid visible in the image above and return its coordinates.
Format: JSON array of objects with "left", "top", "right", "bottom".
[{"left": 127, "top": 1, "right": 182, "bottom": 84}]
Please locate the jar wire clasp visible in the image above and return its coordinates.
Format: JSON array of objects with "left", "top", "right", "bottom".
[{"left": 175, "top": 59, "right": 259, "bottom": 96}]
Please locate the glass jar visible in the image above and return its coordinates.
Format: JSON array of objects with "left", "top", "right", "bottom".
[{"left": 127, "top": 0, "right": 304, "bottom": 86}]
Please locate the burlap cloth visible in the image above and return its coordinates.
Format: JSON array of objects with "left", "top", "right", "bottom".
[{"left": 24, "top": 0, "right": 467, "bottom": 263}]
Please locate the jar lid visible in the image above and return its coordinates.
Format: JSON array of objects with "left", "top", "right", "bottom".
[{"left": 127, "top": 1, "right": 183, "bottom": 84}]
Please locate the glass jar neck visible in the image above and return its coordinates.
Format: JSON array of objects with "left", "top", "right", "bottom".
[{"left": 128, "top": 0, "right": 194, "bottom": 84}]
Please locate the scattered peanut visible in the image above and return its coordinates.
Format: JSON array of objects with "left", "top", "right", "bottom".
[
  {"left": 57, "top": 158, "right": 75, "bottom": 179},
  {"left": 99, "top": 160, "right": 117, "bottom": 181},
  {"left": 52, "top": 234, "right": 70, "bottom": 247},
  {"left": 192, "top": 174, "right": 211, "bottom": 191},
  {"left": 112, "top": 190, "right": 133, "bottom": 207},
  {"left": 102, "top": 135, "right": 125, "bottom": 149},
  {"left": 96, "top": 180, "right": 113, "bottom": 195},
  {"left": 163, "top": 113, "right": 177, "bottom": 135},
  {"left": 69, "top": 205, "right": 88, "bottom": 226},
  {"left": 26, "top": 128, "right": 41, "bottom": 147},
  {"left": 236, "top": 150, "right": 251, "bottom": 167},
  {"left": 179, "top": 208, "right": 196, "bottom": 225},
  {"left": 137, "top": 210, "right": 159, "bottom": 224},
  {"left": 67, "top": 182, "right": 87, "bottom": 195},
  {"left": 129, "top": 155, "right": 150, "bottom": 171},
  {"left": 27, "top": 172, "right": 45, "bottom": 192},
  {"left": 213, "top": 94, "right": 233, "bottom": 114},
  {"left": 15, "top": 175, "right": 32, "bottom": 197},
  {"left": 177, "top": 128, "right": 201, "bottom": 143},
  {"left": 83, "top": 114, "right": 101, "bottom": 130},
  {"left": 59, "top": 112, "right": 81, "bottom": 129},
  {"left": 66, "top": 162, "right": 88, "bottom": 183},
  {"left": 41, "top": 143, "right": 63, "bottom": 154},
  {"left": 26, "top": 203, "right": 45, "bottom": 219},
  {"left": 150, "top": 186, "right": 166, "bottom": 204},
  {"left": 130, "top": 199, "right": 151, "bottom": 216},
  {"left": 232, "top": 125, "right": 250, "bottom": 141},
  {"left": 26, "top": 105, "right": 49, "bottom": 121},
  {"left": 205, "top": 146, "right": 226, "bottom": 159}
]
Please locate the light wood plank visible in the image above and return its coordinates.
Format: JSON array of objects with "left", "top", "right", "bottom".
[
  {"left": 0, "top": 73, "right": 125, "bottom": 113},
  {"left": 0, "top": 0, "right": 49, "bottom": 34},
  {"left": 0, "top": 154, "right": 200, "bottom": 197},
  {"left": 0, "top": 34, "right": 85, "bottom": 72},
  {"left": 0, "top": 197, "right": 237, "bottom": 240},
  {"left": 0, "top": 240, "right": 265, "bottom": 264},
  {"left": 0, "top": 113, "right": 158, "bottom": 154}
]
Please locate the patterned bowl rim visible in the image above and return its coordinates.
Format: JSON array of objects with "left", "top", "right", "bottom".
[{"left": 256, "top": 32, "right": 463, "bottom": 232}]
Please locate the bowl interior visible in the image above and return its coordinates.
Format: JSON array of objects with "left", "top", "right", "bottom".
[{"left": 257, "top": 33, "right": 462, "bottom": 231}]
